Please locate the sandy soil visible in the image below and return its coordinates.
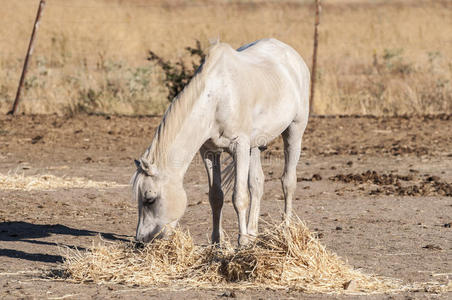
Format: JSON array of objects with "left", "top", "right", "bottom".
[{"left": 0, "top": 114, "right": 451, "bottom": 299}]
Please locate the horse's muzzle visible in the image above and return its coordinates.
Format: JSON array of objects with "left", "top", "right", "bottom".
[
  {"left": 135, "top": 220, "right": 178, "bottom": 243},
  {"left": 135, "top": 225, "right": 165, "bottom": 243}
]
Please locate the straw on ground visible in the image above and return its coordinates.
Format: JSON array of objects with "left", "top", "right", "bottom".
[
  {"left": 0, "top": 172, "right": 126, "bottom": 191},
  {"left": 61, "top": 220, "right": 423, "bottom": 294}
]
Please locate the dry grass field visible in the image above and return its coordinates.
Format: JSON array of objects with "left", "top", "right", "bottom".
[
  {"left": 0, "top": 0, "right": 451, "bottom": 115},
  {"left": 0, "top": 114, "right": 451, "bottom": 298}
]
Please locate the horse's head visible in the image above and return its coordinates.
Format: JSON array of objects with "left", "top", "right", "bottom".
[{"left": 132, "top": 158, "right": 187, "bottom": 243}]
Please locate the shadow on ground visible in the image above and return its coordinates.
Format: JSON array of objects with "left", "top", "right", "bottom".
[{"left": 0, "top": 222, "right": 130, "bottom": 264}]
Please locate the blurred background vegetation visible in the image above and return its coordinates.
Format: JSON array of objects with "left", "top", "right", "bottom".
[{"left": 0, "top": 0, "right": 451, "bottom": 116}]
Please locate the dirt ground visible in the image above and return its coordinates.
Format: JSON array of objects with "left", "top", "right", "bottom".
[{"left": 0, "top": 114, "right": 451, "bottom": 299}]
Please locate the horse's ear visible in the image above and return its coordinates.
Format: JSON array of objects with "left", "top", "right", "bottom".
[
  {"left": 134, "top": 159, "right": 141, "bottom": 169},
  {"left": 209, "top": 36, "right": 220, "bottom": 46},
  {"left": 139, "top": 158, "right": 158, "bottom": 177}
]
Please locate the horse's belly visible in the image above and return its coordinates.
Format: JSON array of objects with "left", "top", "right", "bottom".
[
  {"left": 211, "top": 88, "right": 300, "bottom": 150},
  {"left": 250, "top": 100, "right": 297, "bottom": 148},
  {"left": 250, "top": 120, "right": 290, "bottom": 148}
]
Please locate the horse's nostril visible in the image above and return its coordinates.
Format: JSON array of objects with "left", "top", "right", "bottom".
[
  {"left": 135, "top": 232, "right": 147, "bottom": 244},
  {"left": 134, "top": 241, "right": 145, "bottom": 249}
]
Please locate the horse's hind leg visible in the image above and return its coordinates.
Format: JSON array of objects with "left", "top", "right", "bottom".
[
  {"left": 200, "top": 147, "right": 224, "bottom": 244},
  {"left": 247, "top": 147, "right": 264, "bottom": 237},
  {"left": 281, "top": 121, "right": 305, "bottom": 222}
]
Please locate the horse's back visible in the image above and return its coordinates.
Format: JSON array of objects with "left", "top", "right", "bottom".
[
  {"left": 234, "top": 39, "right": 309, "bottom": 116},
  {"left": 237, "top": 38, "right": 309, "bottom": 80},
  {"left": 207, "top": 39, "right": 310, "bottom": 148}
]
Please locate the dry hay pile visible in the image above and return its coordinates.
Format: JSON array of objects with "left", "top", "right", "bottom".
[
  {"left": 62, "top": 221, "right": 404, "bottom": 294},
  {"left": 0, "top": 172, "right": 125, "bottom": 191}
]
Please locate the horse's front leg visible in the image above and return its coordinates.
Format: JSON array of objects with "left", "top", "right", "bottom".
[
  {"left": 200, "top": 147, "right": 224, "bottom": 244},
  {"left": 247, "top": 147, "right": 264, "bottom": 237},
  {"left": 231, "top": 136, "right": 251, "bottom": 246}
]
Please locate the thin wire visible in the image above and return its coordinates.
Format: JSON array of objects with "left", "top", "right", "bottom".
[
  {"left": 45, "top": 1, "right": 309, "bottom": 9},
  {"left": 21, "top": 18, "right": 310, "bottom": 25}
]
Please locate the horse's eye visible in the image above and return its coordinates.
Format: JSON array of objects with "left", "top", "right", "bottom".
[{"left": 143, "top": 197, "right": 156, "bottom": 206}]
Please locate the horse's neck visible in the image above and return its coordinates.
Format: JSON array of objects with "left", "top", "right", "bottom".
[
  {"left": 168, "top": 114, "right": 211, "bottom": 176},
  {"left": 155, "top": 95, "right": 214, "bottom": 179}
]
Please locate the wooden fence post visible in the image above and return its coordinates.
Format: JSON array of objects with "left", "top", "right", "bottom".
[
  {"left": 309, "top": 0, "right": 321, "bottom": 116},
  {"left": 8, "top": 0, "right": 46, "bottom": 115}
]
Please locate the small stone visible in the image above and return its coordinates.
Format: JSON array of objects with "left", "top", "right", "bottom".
[
  {"left": 343, "top": 280, "right": 358, "bottom": 290},
  {"left": 422, "top": 244, "right": 442, "bottom": 250},
  {"left": 427, "top": 176, "right": 440, "bottom": 182},
  {"left": 313, "top": 232, "right": 324, "bottom": 239},
  {"left": 220, "top": 291, "right": 236, "bottom": 298},
  {"left": 312, "top": 174, "right": 322, "bottom": 181},
  {"left": 335, "top": 226, "right": 343, "bottom": 231},
  {"left": 31, "top": 135, "right": 43, "bottom": 144}
]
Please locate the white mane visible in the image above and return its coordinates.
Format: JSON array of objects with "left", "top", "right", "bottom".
[{"left": 142, "top": 43, "right": 231, "bottom": 167}]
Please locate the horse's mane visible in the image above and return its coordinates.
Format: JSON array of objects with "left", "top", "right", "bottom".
[{"left": 142, "top": 42, "right": 232, "bottom": 167}]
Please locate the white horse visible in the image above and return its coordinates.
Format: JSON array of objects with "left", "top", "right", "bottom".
[{"left": 132, "top": 38, "right": 310, "bottom": 246}]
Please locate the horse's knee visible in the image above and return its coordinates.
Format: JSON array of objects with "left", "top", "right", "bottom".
[{"left": 233, "top": 189, "right": 249, "bottom": 211}]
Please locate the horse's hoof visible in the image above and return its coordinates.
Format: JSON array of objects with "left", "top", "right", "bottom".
[
  {"left": 211, "top": 239, "right": 223, "bottom": 249},
  {"left": 211, "top": 233, "right": 224, "bottom": 244},
  {"left": 238, "top": 234, "right": 250, "bottom": 247}
]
